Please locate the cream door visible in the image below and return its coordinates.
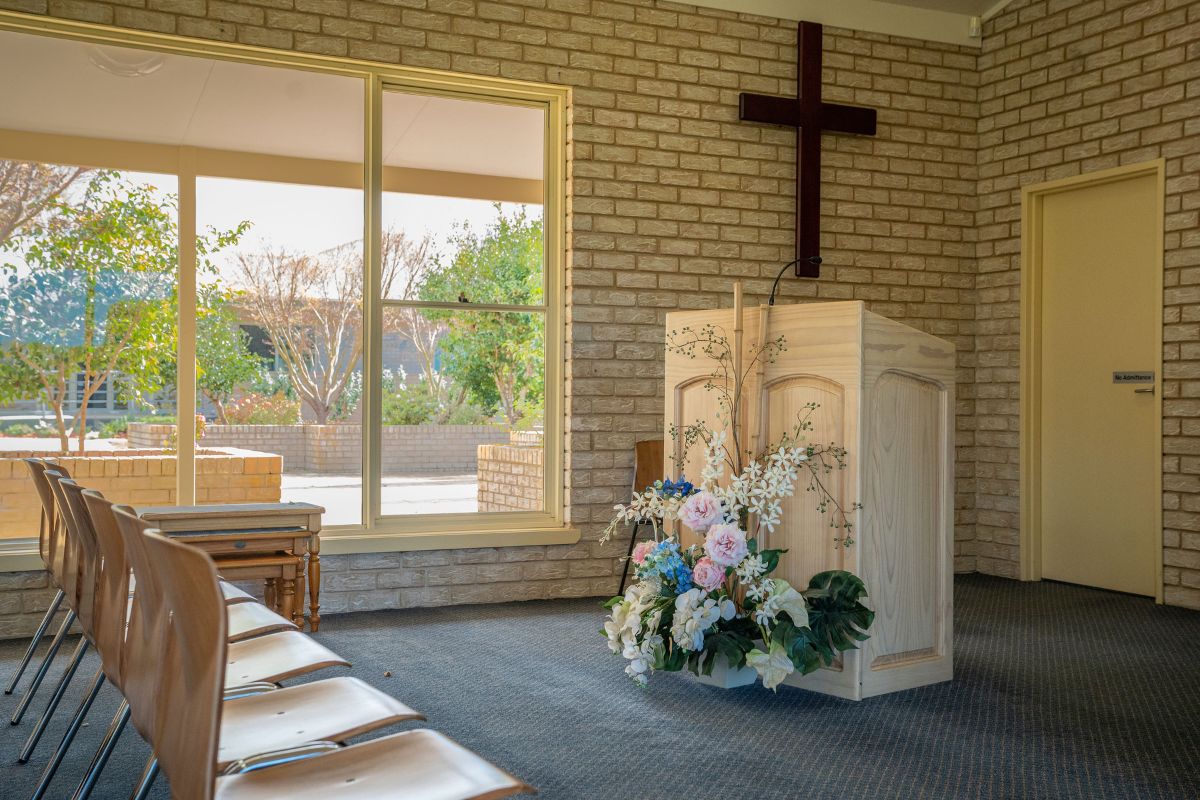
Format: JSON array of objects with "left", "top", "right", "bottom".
[{"left": 1036, "top": 168, "right": 1161, "bottom": 597}]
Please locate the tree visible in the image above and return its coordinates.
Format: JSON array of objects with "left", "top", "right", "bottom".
[
  {"left": 234, "top": 229, "right": 424, "bottom": 424},
  {"left": 419, "top": 208, "right": 544, "bottom": 427},
  {"left": 196, "top": 300, "right": 262, "bottom": 424},
  {"left": 0, "top": 171, "right": 245, "bottom": 452},
  {"left": 0, "top": 160, "right": 91, "bottom": 245}
]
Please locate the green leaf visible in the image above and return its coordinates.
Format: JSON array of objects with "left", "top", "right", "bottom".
[{"left": 803, "top": 570, "right": 875, "bottom": 666}]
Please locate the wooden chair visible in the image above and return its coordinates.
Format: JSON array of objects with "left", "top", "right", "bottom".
[
  {"left": 12, "top": 473, "right": 97, "bottom": 755},
  {"left": 38, "top": 497, "right": 349, "bottom": 800},
  {"left": 140, "top": 529, "right": 533, "bottom": 800},
  {"left": 618, "top": 440, "right": 665, "bottom": 594},
  {"left": 5, "top": 460, "right": 75, "bottom": 712}
]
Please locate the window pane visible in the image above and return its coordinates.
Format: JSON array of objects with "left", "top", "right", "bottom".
[
  {"left": 0, "top": 164, "right": 178, "bottom": 540},
  {"left": 381, "top": 89, "right": 545, "bottom": 306},
  {"left": 196, "top": 178, "right": 365, "bottom": 526},
  {"left": 189, "top": 59, "right": 365, "bottom": 523},
  {"left": 380, "top": 306, "right": 545, "bottom": 516}
]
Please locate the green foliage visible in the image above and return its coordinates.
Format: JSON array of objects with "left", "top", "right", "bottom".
[
  {"left": 1, "top": 422, "right": 34, "bottom": 437},
  {"left": 98, "top": 416, "right": 131, "bottom": 438},
  {"left": 419, "top": 208, "right": 544, "bottom": 427},
  {"left": 802, "top": 570, "right": 874, "bottom": 665},
  {"left": 247, "top": 370, "right": 295, "bottom": 400},
  {"left": 196, "top": 302, "right": 261, "bottom": 424},
  {"left": 381, "top": 378, "right": 440, "bottom": 425},
  {"left": 224, "top": 392, "right": 300, "bottom": 425}
]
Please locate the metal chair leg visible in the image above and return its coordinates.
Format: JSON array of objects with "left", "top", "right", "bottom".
[
  {"left": 19, "top": 638, "right": 89, "bottom": 762},
  {"left": 11, "top": 609, "right": 76, "bottom": 725},
  {"left": 618, "top": 521, "right": 642, "bottom": 595},
  {"left": 70, "top": 700, "right": 129, "bottom": 800},
  {"left": 129, "top": 757, "right": 158, "bottom": 800},
  {"left": 4, "top": 589, "right": 63, "bottom": 695},
  {"left": 29, "top": 668, "right": 106, "bottom": 800}
]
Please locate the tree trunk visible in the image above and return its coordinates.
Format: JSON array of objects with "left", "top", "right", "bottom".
[
  {"left": 76, "top": 404, "right": 88, "bottom": 455},
  {"left": 53, "top": 402, "right": 68, "bottom": 454}
]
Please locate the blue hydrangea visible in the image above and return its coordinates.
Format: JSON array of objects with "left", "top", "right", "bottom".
[{"left": 637, "top": 539, "right": 693, "bottom": 594}]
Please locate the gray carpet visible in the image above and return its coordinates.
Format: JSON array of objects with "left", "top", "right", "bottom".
[{"left": 0, "top": 574, "right": 1198, "bottom": 799}]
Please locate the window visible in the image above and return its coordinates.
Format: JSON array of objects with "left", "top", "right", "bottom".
[{"left": 0, "top": 17, "right": 568, "bottom": 546}]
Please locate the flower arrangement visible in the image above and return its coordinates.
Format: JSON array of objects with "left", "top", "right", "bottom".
[{"left": 601, "top": 325, "right": 873, "bottom": 690}]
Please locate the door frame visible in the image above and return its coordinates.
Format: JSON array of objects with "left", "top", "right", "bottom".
[{"left": 1019, "top": 159, "right": 1165, "bottom": 602}]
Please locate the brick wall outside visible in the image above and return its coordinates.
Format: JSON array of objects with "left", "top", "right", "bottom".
[
  {"left": 478, "top": 430, "right": 545, "bottom": 511},
  {"left": 975, "top": 0, "right": 1200, "bottom": 607},
  {"left": 0, "top": 448, "right": 281, "bottom": 636},
  {"left": 127, "top": 422, "right": 509, "bottom": 474}
]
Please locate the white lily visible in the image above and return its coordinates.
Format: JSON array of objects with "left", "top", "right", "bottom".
[
  {"left": 769, "top": 579, "right": 810, "bottom": 628},
  {"left": 746, "top": 641, "right": 795, "bottom": 691}
]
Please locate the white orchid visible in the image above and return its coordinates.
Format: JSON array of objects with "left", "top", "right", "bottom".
[
  {"left": 735, "top": 554, "right": 767, "bottom": 583},
  {"left": 670, "top": 588, "right": 723, "bottom": 652},
  {"left": 746, "top": 641, "right": 796, "bottom": 691}
]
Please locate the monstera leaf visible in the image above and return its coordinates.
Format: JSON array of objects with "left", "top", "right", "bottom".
[{"left": 803, "top": 570, "right": 874, "bottom": 665}]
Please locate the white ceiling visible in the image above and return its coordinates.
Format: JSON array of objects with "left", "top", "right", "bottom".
[
  {"left": 884, "top": 0, "right": 997, "bottom": 13},
  {"left": 0, "top": 30, "right": 544, "bottom": 180},
  {"left": 686, "top": 0, "right": 1015, "bottom": 47}
]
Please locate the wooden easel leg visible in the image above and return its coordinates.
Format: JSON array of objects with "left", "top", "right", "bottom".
[
  {"left": 618, "top": 522, "right": 641, "bottom": 595},
  {"left": 308, "top": 535, "right": 321, "bottom": 632}
]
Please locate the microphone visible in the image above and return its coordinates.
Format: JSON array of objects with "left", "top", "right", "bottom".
[{"left": 767, "top": 256, "right": 822, "bottom": 306}]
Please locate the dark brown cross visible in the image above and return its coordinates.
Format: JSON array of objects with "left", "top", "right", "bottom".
[{"left": 740, "top": 21, "right": 878, "bottom": 279}]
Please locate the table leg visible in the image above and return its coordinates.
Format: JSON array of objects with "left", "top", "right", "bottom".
[
  {"left": 264, "top": 578, "right": 277, "bottom": 611},
  {"left": 308, "top": 534, "right": 321, "bottom": 632},
  {"left": 293, "top": 554, "right": 306, "bottom": 628},
  {"left": 280, "top": 577, "right": 295, "bottom": 624}
]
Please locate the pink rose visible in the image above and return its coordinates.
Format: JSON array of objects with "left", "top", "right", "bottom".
[
  {"left": 678, "top": 491, "right": 724, "bottom": 532},
  {"left": 704, "top": 523, "right": 749, "bottom": 568},
  {"left": 631, "top": 540, "right": 655, "bottom": 565},
  {"left": 692, "top": 557, "right": 725, "bottom": 591}
]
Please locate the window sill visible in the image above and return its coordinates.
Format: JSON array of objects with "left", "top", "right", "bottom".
[
  {"left": 320, "top": 525, "right": 580, "bottom": 554},
  {"left": 0, "top": 525, "right": 582, "bottom": 573}
]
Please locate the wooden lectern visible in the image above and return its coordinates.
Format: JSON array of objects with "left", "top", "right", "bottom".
[{"left": 664, "top": 299, "right": 955, "bottom": 699}]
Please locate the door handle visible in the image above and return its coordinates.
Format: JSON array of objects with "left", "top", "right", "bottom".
[{"left": 1133, "top": 386, "right": 1155, "bottom": 394}]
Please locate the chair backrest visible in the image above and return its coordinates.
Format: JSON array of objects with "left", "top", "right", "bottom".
[
  {"left": 141, "top": 529, "right": 227, "bottom": 800},
  {"left": 81, "top": 491, "right": 132, "bottom": 691},
  {"left": 44, "top": 470, "right": 83, "bottom": 615},
  {"left": 633, "top": 440, "right": 664, "bottom": 495},
  {"left": 112, "top": 506, "right": 170, "bottom": 745},
  {"left": 24, "top": 458, "right": 72, "bottom": 583},
  {"left": 55, "top": 478, "right": 103, "bottom": 640}
]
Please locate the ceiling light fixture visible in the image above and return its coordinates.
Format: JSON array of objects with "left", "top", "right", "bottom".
[{"left": 87, "top": 45, "right": 166, "bottom": 78}]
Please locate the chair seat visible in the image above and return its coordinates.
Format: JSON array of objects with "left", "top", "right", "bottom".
[
  {"left": 225, "top": 630, "right": 348, "bottom": 689},
  {"left": 218, "top": 677, "right": 422, "bottom": 769},
  {"left": 221, "top": 582, "right": 256, "bottom": 605},
  {"left": 214, "top": 729, "right": 532, "bottom": 800},
  {"left": 227, "top": 602, "right": 298, "bottom": 643}
]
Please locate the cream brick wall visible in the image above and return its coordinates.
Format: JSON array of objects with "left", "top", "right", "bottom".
[
  {"left": 976, "top": 0, "right": 1200, "bottom": 608},
  {"left": 0, "top": 0, "right": 982, "bottom": 631}
]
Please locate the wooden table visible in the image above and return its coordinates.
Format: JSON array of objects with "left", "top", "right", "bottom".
[{"left": 137, "top": 502, "right": 325, "bottom": 631}]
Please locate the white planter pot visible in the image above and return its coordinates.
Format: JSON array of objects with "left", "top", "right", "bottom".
[{"left": 691, "top": 650, "right": 759, "bottom": 689}]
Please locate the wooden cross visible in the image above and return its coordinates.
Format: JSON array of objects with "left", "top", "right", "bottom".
[{"left": 739, "top": 21, "right": 878, "bottom": 279}]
